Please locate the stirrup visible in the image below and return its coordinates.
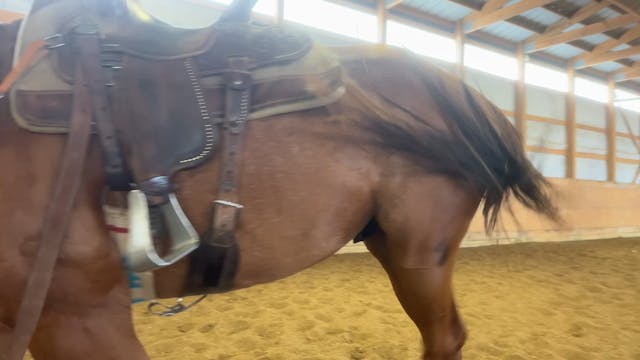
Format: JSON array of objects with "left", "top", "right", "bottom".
[{"left": 126, "top": 189, "right": 200, "bottom": 272}]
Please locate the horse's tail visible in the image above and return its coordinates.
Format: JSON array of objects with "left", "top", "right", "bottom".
[{"left": 346, "top": 52, "right": 560, "bottom": 233}]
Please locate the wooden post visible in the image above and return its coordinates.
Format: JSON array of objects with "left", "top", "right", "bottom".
[
  {"left": 566, "top": 64, "right": 576, "bottom": 179},
  {"left": 515, "top": 44, "right": 527, "bottom": 146},
  {"left": 276, "top": 0, "right": 284, "bottom": 25},
  {"left": 606, "top": 76, "right": 617, "bottom": 182},
  {"left": 377, "top": 0, "right": 387, "bottom": 44},
  {"left": 455, "top": 21, "right": 465, "bottom": 78}
]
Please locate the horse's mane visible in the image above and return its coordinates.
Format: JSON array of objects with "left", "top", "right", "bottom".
[{"left": 344, "top": 51, "right": 560, "bottom": 233}]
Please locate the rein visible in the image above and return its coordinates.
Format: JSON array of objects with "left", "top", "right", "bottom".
[{"left": 2, "top": 29, "right": 102, "bottom": 360}]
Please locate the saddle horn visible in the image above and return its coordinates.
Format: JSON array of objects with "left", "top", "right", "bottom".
[{"left": 217, "top": 0, "right": 258, "bottom": 23}]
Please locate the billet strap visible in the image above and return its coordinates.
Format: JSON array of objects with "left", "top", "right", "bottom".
[
  {"left": 210, "top": 57, "right": 251, "bottom": 248},
  {"left": 192, "top": 57, "right": 251, "bottom": 291},
  {"left": 6, "top": 32, "right": 99, "bottom": 360},
  {"left": 0, "top": 39, "right": 47, "bottom": 99}
]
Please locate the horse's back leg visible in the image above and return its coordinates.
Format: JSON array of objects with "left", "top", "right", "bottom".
[{"left": 365, "top": 176, "right": 479, "bottom": 360}]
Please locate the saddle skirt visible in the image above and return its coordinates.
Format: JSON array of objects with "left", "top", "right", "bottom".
[{"left": 10, "top": 0, "right": 345, "bottom": 175}]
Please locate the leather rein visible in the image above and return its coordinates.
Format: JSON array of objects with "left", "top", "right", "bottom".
[{"left": 1, "top": 27, "right": 103, "bottom": 360}]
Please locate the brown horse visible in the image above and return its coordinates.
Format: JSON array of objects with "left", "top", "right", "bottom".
[{"left": 0, "top": 14, "right": 558, "bottom": 360}]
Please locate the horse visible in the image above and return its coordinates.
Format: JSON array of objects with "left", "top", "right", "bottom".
[{"left": 0, "top": 3, "right": 558, "bottom": 359}]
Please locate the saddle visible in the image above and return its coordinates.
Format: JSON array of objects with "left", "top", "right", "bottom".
[{"left": 9, "top": 1, "right": 344, "bottom": 283}]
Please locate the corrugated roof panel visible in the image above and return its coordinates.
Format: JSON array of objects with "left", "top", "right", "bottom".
[
  {"left": 613, "top": 43, "right": 631, "bottom": 51},
  {"left": 519, "top": 7, "right": 564, "bottom": 26},
  {"left": 564, "top": 0, "right": 592, "bottom": 6},
  {"left": 592, "top": 62, "right": 623, "bottom": 73},
  {"left": 401, "top": 0, "right": 472, "bottom": 22},
  {"left": 581, "top": 33, "right": 612, "bottom": 46},
  {"left": 543, "top": 43, "right": 584, "bottom": 58},
  {"left": 565, "top": 23, "right": 584, "bottom": 32},
  {"left": 482, "top": 21, "right": 536, "bottom": 42},
  {"left": 596, "top": 7, "right": 624, "bottom": 19}
]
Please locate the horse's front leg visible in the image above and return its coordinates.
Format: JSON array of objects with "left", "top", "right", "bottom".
[{"left": 28, "top": 283, "right": 149, "bottom": 360}]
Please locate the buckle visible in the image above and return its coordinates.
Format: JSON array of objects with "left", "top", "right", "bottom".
[{"left": 43, "top": 34, "right": 65, "bottom": 49}]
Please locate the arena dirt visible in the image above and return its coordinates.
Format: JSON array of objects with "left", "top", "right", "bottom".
[{"left": 128, "top": 238, "right": 640, "bottom": 359}]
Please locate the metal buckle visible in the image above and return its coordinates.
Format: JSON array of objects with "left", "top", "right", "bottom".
[
  {"left": 213, "top": 200, "right": 244, "bottom": 209},
  {"left": 43, "top": 34, "right": 65, "bottom": 49}
]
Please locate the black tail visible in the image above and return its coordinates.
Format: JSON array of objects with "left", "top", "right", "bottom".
[{"left": 345, "top": 51, "right": 560, "bottom": 233}]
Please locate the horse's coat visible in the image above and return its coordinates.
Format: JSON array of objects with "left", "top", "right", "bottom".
[{"left": 0, "top": 10, "right": 558, "bottom": 359}]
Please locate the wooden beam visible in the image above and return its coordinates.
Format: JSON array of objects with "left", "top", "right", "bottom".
[
  {"left": 276, "top": 0, "right": 284, "bottom": 24},
  {"left": 576, "top": 45, "right": 640, "bottom": 68},
  {"left": 606, "top": 77, "right": 617, "bottom": 182},
  {"left": 0, "top": 9, "right": 23, "bottom": 22},
  {"left": 455, "top": 21, "right": 465, "bottom": 78},
  {"left": 525, "top": 14, "right": 637, "bottom": 53},
  {"left": 615, "top": 64, "right": 640, "bottom": 81},
  {"left": 533, "top": 1, "right": 608, "bottom": 40},
  {"left": 377, "top": 0, "right": 387, "bottom": 44},
  {"left": 386, "top": 0, "right": 404, "bottom": 9},
  {"left": 605, "top": 0, "right": 640, "bottom": 18},
  {"left": 573, "top": 25, "right": 640, "bottom": 64},
  {"left": 566, "top": 65, "right": 576, "bottom": 179},
  {"left": 502, "top": 109, "right": 640, "bottom": 141},
  {"left": 527, "top": 146, "right": 639, "bottom": 164},
  {"left": 458, "top": 0, "right": 511, "bottom": 28},
  {"left": 463, "top": 0, "right": 555, "bottom": 34},
  {"left": 515, "top": 44, "right": 527, "bottom": 146}
]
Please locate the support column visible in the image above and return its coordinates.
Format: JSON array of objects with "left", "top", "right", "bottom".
[
  {"left": 377, "top": 0, "right": 387, "bottom": 44},
  {"left": 455, "top": 21, "right": 465, "bottom": 78},
  {"left": 606, "top": 76, "right": 617, "bottom": 182},
  {"left": 566, "top": 64, "right": 576, "bottom": 179},
  {"left": 276, "top": 0, "right": 284, "bottom": 25},
  {"left": 515, "top": 44, "right": 527, "bottom": 146}
]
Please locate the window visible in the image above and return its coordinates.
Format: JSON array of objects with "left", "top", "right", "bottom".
[
  {"left": 387, "top": 21, "right": 456, "bottom": 63},
  {"left": 525, "top": 62, "right": 568, "bottom": 92},
  {"left": 464, "top": 44, "right": 517, "bottom": 80},
  {"left": 284, "top": 0, "right": 377, "bottom": 42}
]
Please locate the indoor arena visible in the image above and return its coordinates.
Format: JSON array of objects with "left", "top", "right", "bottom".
[{"left": 1, "top": 0, "right": 638, "bottom": 359}]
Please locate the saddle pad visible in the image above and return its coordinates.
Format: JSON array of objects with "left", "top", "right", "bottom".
[{"left": 10, "top": 3, "right": 344, "bottom": 135}]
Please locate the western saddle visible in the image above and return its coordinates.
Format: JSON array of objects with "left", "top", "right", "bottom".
[{"left": 2, "top": 0, "right": 344, "bottom": 358}]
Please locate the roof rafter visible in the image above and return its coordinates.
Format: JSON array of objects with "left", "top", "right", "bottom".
[
  {"left": 386, "top": 0, "right": 403, "bottom": 10},
  {"left": 576, "top": 45, "right": 640, "bottom": 68},
  {"left": 605, "top": 0, "right": 640, "bottom": 18},
  {"left": 615, "top": 64, "right": 640, "bottom": 81},
  {"left": 527, "top": 1, "right": 608, "bottom": 43},
  {"left": 524, "top": 14, "right": 637, "bottom": 53},
  {"left": 573, "top": 25, "right": 640, "bottom": 66},
  {"left": 463, "top": 0, "right": 555, "bottom": 34}
]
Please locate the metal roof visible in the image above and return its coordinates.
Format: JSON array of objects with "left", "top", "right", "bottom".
[{"left": 373, "top": 0, "right": 640, "bottom": 91}]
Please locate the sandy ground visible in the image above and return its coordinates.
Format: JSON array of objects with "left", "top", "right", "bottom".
[{"left": 129, "top": 238, "right": 640, "bottom": 360}]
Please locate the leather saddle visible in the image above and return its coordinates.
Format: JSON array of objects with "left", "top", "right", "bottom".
[{"left": 9, "top": 0, "right": 344, "bottom": 288}]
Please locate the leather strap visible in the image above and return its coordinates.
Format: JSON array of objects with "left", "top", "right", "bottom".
[
  {"left": 6, "top": 31, "right": 98, "bottom": 360},
  {"left": 210, "top": 56, "right": 252, "bottom": 249},
  {"left": 188, "top": 57, "right": 251, "bottom": 292}
]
